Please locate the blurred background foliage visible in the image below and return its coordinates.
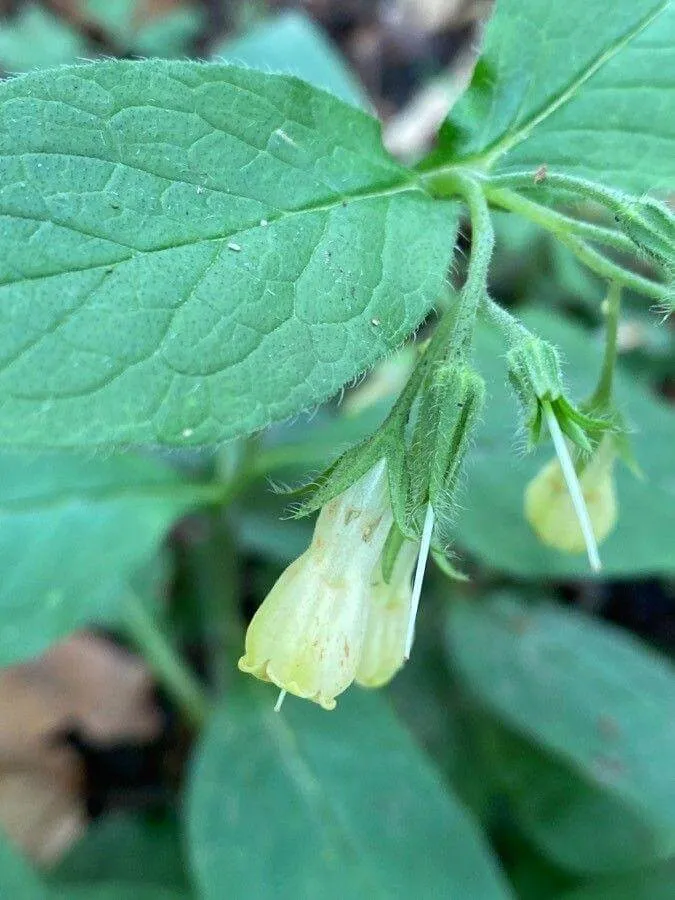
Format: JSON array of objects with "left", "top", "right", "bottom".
[{"left": 0, "top": 1, "right": 673, "bottom": 898}]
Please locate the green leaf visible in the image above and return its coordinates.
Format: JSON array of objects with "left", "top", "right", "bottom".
[
  {"left": 431, "top": 0, "right": 675, "bottom": 193},
  {"left": 188, "top": 685, "right": 513, "bottom": 899},
  {"left": 0, "top": 451, "right": 214, "bottom": 665},
  {"left": 484, "top": 725, "right": 670, "bottom": 873},
  {"left": 0, "top": 4, "right": 90, "bottom": 72},
  {"left": 213, "top": 10, "right": 369, "bottom": 109},
  {"left": 559, "top": 860, "right": 675, "bottom": 899},
  {"left": 457, "top": 308, "right": 675, "bottom": 577},
  {"left": 52, "top": 887, "right": 188, "bottom": 900},
  {"left": 0, "top": 831, "right": 45, "bottom": 899},
  {"left": 50, "top": 812, "right": 190, "bottom": 892},
  {"left": 447, "top": 593, "right": 675, "bottom": 872},
  {"left": 0, "top": 59, "right": 456, "bottom": 448}
]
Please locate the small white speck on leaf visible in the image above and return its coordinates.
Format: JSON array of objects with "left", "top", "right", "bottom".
[
  {"left": 182, "top": 428, "right": 194, "bottom": 438},
  {"left": 196, "top": 186, "right": 204, "bottom": 195},
  {"left": 260, "top": 219, "right": 269, "bottom": 227},
  {"left": 371, "top": 318, "right": 381, "bottom": 327},
  {"left": 273, "top": 128, "right": 299, "bottom": 149},
  {"left": 228, "top": 242, "right": 242, "bottom": 252}
]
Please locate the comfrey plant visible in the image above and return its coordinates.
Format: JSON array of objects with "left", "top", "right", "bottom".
[
  {"left": 2, "top": 1, "right": 675, "bottom": 895},
  {"left": 0, "top": 5, "right": 673, "bottom": 717}
]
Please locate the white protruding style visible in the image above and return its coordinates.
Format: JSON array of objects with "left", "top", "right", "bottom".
[
  {"left": 405, "top": 502, "right": 435, "bottom": 659},
  {"left": 544, "top": 403, "right": 602, "bottom": 572}
]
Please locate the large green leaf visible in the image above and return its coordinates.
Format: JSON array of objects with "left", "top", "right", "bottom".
[
  {"left": 447, "top": 594, "right": 675, "bottom": 872},
  {"left": 188, "top": 685, "right": 513, "bottom": 900},
  {"left": 52, "top": 887, "right": 187, "bottom": 900},
  {"left": 0, "top": 831, "right": 45, "bottom": 899},
  {"left": 0, "top": 451, "right": 214, "bottom": 665},
  {"left": 457, "top": 307, "right": 675, "bottom": 577},
  {"left": 50, "top": 812, "right": 190, "bottom": 893},
  {"left": 559, "top": 860, "right": 675, "bottom": 899},
  {"left": 0, "top": 60, "right": 456, "bottom": 448},
  {"left": 213, "top": 10, "right": 369, "bottom": 109},
  {"left": 429, "top": 0, "right": 675, "bottom": 193}
]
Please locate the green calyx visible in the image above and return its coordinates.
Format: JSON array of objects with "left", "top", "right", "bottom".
[
  {"left": 290, "top": 305, "right": 460, "bottom": 526},
  {"left": 291, "top": 335, "right": 485, "bottom": 583},
  {"left": 408, "top": 361, "right": 485, "bottom": 546},
  {"left": 506, "top": 336, "right": 607, "bottom": 453}
]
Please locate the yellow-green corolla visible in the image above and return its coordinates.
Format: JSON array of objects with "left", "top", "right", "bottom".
[
  {"left": 525, "top": 435, "right": 618, "bottom": 556},
  {"left": 356, "top": 540, "right": 418, "bottom": 689},
  {"left": 238, "top": 460, "right": 396, "bottom": 710}
]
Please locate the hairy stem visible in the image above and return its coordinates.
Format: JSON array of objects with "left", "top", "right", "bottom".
[
  {"left": 480, "top": 293, "right": 531, "bottom": 344},
  {"left": 485, "top": 186, "right": 668, "bottom": 300},
  {"left": 588, "top": 283, "right": 622, "bottom": 411},
  {"left": 123, "top": 590, "right": 210, "bottom": 729},
  {"left": 451, "top": 174, "right": 496, "bottom": 353}
]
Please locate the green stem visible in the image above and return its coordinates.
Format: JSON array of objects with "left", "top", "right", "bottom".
[
  {"left": 484, "top": 170, "right": 663, "bottom": 220},
  {"left": 425, "top": 171, "right": 495, "bottom": 354},
  {"left": 485, "top": 186, "right": 668, "bottom": 300},
  {"left": 123, "top": 590, "right": 210, "bottom": 729},
  {"left": 480, "top": 293, "right": 531, "bottom": 345},
  {"left": 478, "top": 175, "right": 637, "bottom": 256},
  {"left": 484, "top": 171, "right": 674, "bottom": 264},
  {"left": 452, "top": 175, "right": 495, "bottom": 353},
  {"left": 588, "top": 283, "right": 622, "bottom": 410}
]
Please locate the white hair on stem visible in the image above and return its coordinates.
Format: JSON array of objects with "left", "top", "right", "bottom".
[
  {"left": 405, "top": 502, "right": 435, "bottom": 659},
  {"left": 543, "top": 403, "right": 601, "bottom": 572}
]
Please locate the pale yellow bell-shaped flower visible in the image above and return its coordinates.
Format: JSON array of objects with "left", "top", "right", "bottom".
[
  {"left": 525, "top": 436, "right": 618, "bottom": 554},
  {"left": 356, "top": 540, "right": 418, "bottom": 689},
  {"left": 238, "top": 460, "right": 393, "bottom": 710}
]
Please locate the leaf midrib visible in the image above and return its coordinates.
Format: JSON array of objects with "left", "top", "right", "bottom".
[
  {"left": 0, "top": 150, "right": 420, "bottom": 288},
  {"left": 262, "top": 705, "right": 390, "bottom": 898}
]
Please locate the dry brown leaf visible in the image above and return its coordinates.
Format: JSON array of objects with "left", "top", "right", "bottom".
[
  {"left": 0, "top": 632, "right": 163, "bottom": 863},
  {"left": 0, "top": 770, "right": 85, "bottom": 866},
  {"left": 0, "top": 633, "right": 162, "bottom": 755}
]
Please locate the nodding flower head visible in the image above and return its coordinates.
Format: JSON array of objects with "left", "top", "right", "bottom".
[
  {"left": 525, "top": 435, "right": 618, "bottom": 556},
  {"left": 356, "top": 540, "right": 418, "bottom": 689},
  {"left": 238, "top": 460, "right": 393, "bottom": 710}
]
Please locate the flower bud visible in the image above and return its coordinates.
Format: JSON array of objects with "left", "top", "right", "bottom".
[
  {"left": 408, "top": 362, "right": 485, "bottom": 539},
  {"left": 507, "top": 337, "right": 606, "bottom": 451},
  {"left": 238, "top": 461, "right": 393, "bottom": 710},
  {"left": 356, "top": 541, "right": 418, "bottom": 689},
  {"left": 525, "top": 437, "right": 618, "bottom": 554}
]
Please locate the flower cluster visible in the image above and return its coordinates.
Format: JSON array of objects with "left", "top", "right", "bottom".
[{"left": 238, "top": 461, "right": 418, "bottom": 710}]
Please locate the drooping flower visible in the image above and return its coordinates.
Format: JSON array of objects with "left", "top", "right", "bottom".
[
  {"left": 238, "top": 460, "right": 393, "bottom": 710},
  {"left": 356, "top": 540, "right": 418, "bottom": 689},
  {"left": 525, "top": 435, "right": 618, "bottom": 556}
]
